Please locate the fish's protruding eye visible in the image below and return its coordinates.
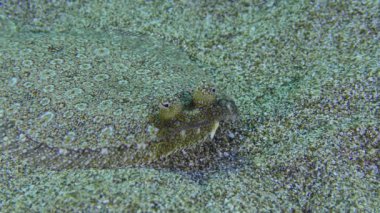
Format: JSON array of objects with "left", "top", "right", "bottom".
[
  {"left": 161, "top": 102, "right": 170, "bottom": 109},
  {"left": 158, "top": 100, "right": 182, "bottom": 121},
  {"left": 192, "top": 85, "right": 217, "bottom": 107}
]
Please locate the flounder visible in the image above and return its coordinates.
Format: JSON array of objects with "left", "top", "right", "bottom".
[{"left": 0, "top": 29, "right": 238, "bottom": 170}]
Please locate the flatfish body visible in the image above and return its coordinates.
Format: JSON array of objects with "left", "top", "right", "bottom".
[{"left": 0, "top": 30, "right": 238, "bottom": 170}]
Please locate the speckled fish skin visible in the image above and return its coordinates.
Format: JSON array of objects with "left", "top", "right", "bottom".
[
  {"left": 146, "top": 96, "right": 239, "bottom": 165},
  {"left": 0, "top": 29, "right": 238, "bottom": 170},
  {"left": 4, "top": 95, "right": 238, "bottom": 170}
]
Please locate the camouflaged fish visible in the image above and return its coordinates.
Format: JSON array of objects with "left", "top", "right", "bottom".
[
  {"left": 5, "top": 86, "right": 238, "bottom": 170},
  {"left": 0, "top": 29, "right": 238, "bottom": 170}
]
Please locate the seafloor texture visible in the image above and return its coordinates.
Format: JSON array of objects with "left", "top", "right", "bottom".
[{"left": 1, "top": 0, "right": 379, "bottom": 211}]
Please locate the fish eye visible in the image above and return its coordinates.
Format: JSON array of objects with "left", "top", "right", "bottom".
[
  {"left": 158, "top": 100, "right": 182, "bottom": 121},
  {"left": 161, "top": 102, "right": 170, "bottom": 108},
  {"left": 192, "top": 85, "right": 217, "bottom": 107}
]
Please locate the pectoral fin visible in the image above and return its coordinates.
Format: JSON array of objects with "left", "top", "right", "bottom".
[{"left": 210, "top": 121, "right": 220, "bottom": 139}]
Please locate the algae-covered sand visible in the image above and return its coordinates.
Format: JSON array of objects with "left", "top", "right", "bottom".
[{"left": 1, "top": 1, "right": 379, "bottom": 211}]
